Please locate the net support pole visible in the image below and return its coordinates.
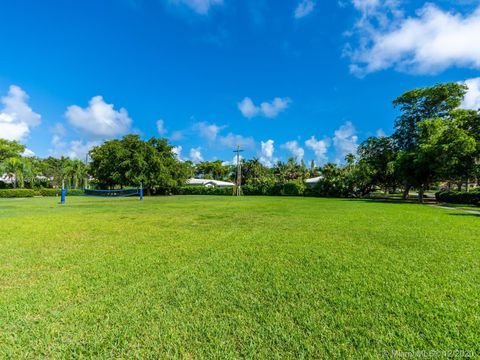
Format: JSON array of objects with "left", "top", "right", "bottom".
[
  {"left": 60, "top": 180, "right": 66, "bottom": 205},
  {"left": 140, "top": 184, "right": 143, "bottom": 201}
]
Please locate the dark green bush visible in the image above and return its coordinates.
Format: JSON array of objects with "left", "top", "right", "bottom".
[
  {"left": 435, "top": 190, "right": 480, "bottom": 205},
  {"left": 178, "top": 186, "right": 233, "bottom": 196},
  {"left": 281, "top": 181, "right": 306, "bottom": 196},
  {"left": 38, "top": 188, "right": 61, "bottom": 197},
  {"left": 178, "top": 181, "right": 305, "bottom": 197},
  {"left": 0, "top": 189, "right": 37, "bottom": 198},
  {"left": 67, "top": 189, "right": 84, "bottom": 196}
]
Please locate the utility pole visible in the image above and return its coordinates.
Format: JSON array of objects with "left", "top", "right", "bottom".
[
  {"left": 85, "top": 153, "right": 89, "bottom": 189},
  {"left": 233, "top": 145, "right": 244, "bottom": 196}
]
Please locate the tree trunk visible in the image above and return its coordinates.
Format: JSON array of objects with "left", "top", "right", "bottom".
[
  {"left": 402, "top": 185, "right": 410, "bottom": 200},
  {"left": 466, "top": 178, "right": 470, "bottom": 192},
  {"left": 418, "top": 186, "right": 425, "bottom": 203},
  {"left": 457, "top": 182, "right": 462, "bottom": 191}
]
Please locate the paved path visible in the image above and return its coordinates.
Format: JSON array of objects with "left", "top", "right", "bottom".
[{"left": 428, "top": 204, "right": 480, "bottom": 216}]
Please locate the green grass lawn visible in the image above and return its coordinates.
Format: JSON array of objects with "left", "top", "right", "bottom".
[{"left": 0, "top": 196, "right": 479, "bottom": 358}]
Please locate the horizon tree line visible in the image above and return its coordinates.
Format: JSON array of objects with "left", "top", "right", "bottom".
[{"left": 1, "top": 82, "right": 479, "bottom": 201}]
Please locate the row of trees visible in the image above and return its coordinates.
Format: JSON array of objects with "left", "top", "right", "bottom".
[
  {"left": 0, "top": 136, "right": 192, "bottom": 194},
  {"left": 1, "top": 82, "right": 479, "bottom": 201},
  {"left": 191, "top": 83, "right": 480, "bottom": 202},
  {"left": 0, "top": 139, "right": 88, "bottom": 189},
  {"left": 355, "top": 83, "right": 479, "bottom": 202}
]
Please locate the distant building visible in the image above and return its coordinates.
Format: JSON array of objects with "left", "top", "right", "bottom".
[
  {"left": 186, "top": 178, "right": 235, "bottom": 188},
  {"left": 305, "top": 176, "right": 322, "bottom": 187},
  {"left": 0, "top": 174, "right": 15, "bottom": 184}
]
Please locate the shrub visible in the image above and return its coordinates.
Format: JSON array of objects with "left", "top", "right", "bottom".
[
  {"left": 282, "top": 181, "right": 306, "bottom": 196},
  {"left": 38, "top": 188, "right": 61, "bottom": 197},
  {"left": 0, "top": 189, "right": 37, "bottom": 198},
  {"left": 435, "top": 190, "right": 480, "bottom": 205},
  {"left": 67, "top": 189, "right": 84, "bottom": 196},
  {"left": 178, "top": 186, "right": 233, "bottom": 196}
]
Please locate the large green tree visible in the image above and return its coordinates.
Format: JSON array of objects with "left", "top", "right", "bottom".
[
  {"left": 195, "top": 160, "right": 230, "bottom": 180},
  {"left": 395, "top": 118, "right": 476, "bottom": 202},
  {"left": 357, "top": 136, "right": 397, "bottom": 193},
  {"left": 0, "top": 139, "right": 25, "bottom": 162},
  {"left": 393, "top": 83, "right": 467, "bottom": 151},
  {"left": 89, "top": 135, "right": 190, "bottom": 194},
  {"left": 392, "top": 83, "right": 468, "bottom": 198}
]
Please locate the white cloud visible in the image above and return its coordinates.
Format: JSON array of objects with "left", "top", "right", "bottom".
[
  {"left": 349, "top": 4, "right": 480, "bottom": 75},
  {"left": 170, "top": 131, "right": 184, "bottom": 141},
  {"left": 172, "top": 145, "right": 183, "bottom": 160},
  {"left": 65, "top": 96, "right": 132, "bottom": 138},
  {"left": 22, "top": 148, "right": 35, "bottom": 157},
  {"left": 222, "top": 154, "right": 243, "bottom": 166},
  {"left": 376, "top": 128, "right": 387, "bottom": 137},
  {"left": 333, "top": 121, "right": 358, "bottom": 162},
  {"left": 49, "top": 135, "right": 67, "bottom": 156},
  {"left": 0, "top": 85, "right": 41, "bottom": 141},
  {"left": 193, "top": 121, "right": 255, "bottom": 149},
  {"left": 305, "top": 136, "right": 330, "bottom": 164},
  {"left": 156, "top": 119, "right": 167, "bottom": 135},
  {"left": 261, "top": 98, "right": 291, "bottom": 118},
  {"left": 189, "top": 147, "right": 203, "bottom": 163},
  {"left": 238, "top": 98, "right": 259, "bottom": 118},
  {"left": 282, "top": 140, "right": 304, "bottom": 161},
  {"left": 218, "top": 133, "right": 255, "bottom": 149},
  {"left": 169, "top": 0, "right": 223, "bottom": 14},
  {"left": 194, "top": 121, "right": 224, "bottom": 142},
  {"left": 238, "top": 97, "right": 291, "bottom": 119},
  {"left": 462, "top": 77, "right": 480, "bottom": 110},
  {"left": 51, "top": 123, "right": 67, "bottom": 137},
  {"left": 48, "top": 133, "right": 99, "bottom": 160},
  {"left": 68, "top": 140, "right": 100, "bottom": 160},
  {"left": 259, "top": 139, "right": 276, "bottom": 167},
  {"left": 294, "top": 0, "right": 315, "bottom": 19}
]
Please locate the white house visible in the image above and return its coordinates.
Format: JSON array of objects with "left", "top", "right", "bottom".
[
  {"left": 305, "top": 176, "right": 323, "bottom": 186},
  {"left": 186, "top": 178, "right": 235, "bottom": 188},
  {"left": 0, "top": 174, "right": 15, "bottom": 184}
]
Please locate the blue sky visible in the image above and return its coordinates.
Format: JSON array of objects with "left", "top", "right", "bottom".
[{"left": 1, "top": 0, "right": 479, "bottom": 165}]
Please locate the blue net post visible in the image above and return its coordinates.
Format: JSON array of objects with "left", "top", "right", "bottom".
[
  {"left": 140, "top": 184, "right": 143, "bottom": 201},
  {"left": 60, "top": 181, "right": 66, "bottom": 204}
]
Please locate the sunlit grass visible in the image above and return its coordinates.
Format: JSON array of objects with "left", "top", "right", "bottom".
[{"left": 0, "top": 196, "right": 479, "bottom": 358}]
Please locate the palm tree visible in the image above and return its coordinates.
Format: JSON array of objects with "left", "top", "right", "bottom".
[
  {"left": 63, "top": 159, "right": 87, "bottom": 188},
  {"left": 2, "top": 157, "right": 24, "bottom": 188}
]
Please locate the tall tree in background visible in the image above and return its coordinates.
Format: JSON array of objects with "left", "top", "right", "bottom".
[
  {"left": 0, "top": 139, "right": 25, "bottom": 162},
  {"left": 450, "top": 109, "right": 480, "bottom": 190},
  {"left": 392, "top": 83, "right": 467, "bottom": 198},
  {"left": 195, "top": 160, "right": 230, "bottom": 180},
  {"left": 89, "top": 135, "right": 190, "bottom": 194},
  {"left": 395, "top": 117, "right": 476, "bottom": 202},
  {"left": 357, "top": 136, "right": 397, "bottom": 193},
  {"left": 241, "top": 158, "right": 272, "bottom": 186}
]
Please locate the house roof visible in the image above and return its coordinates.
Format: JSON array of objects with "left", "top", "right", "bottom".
[
  {"left": 186, "top": 178, "right": 235, "bottom": 187},
  {"left": 305, "top": 176, "right": 323, "bottom": 184}
]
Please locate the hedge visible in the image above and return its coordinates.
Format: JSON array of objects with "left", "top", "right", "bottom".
[
  {"left": 0, "top": 188, "right": 85, "bottom": 198},
  {"left": 178, "top": 181, "right": 306, "bottom": 197},
  {"left": 435, "top": 190, "right": 480, "bottom": 205},
  {"left": 178, "top": 186, "right": 233, "bottom": 196},
  {"left": 0, "top": 189, "right": 37, "bottom": 198},
  {"left": 37, "top": 188, "right": 61, "bottom": 197}
]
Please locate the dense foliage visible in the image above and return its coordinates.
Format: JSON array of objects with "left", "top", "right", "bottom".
[
  {"left": 435, "top": 190, "right": 480, "bottom": 205},
  {"left": 1, "top": 82, "right": 479, "bottom": 203}
]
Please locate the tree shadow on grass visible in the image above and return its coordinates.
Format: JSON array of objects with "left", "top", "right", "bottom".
[
  {"left": 343, "top": 198, "right": 428, "bottom": 206},
  {"left": 344, "top": 198, "right": 480, "bottom": 216},
  {"left": 447, "top": 213, "right": 480, "bottom": 217}
]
